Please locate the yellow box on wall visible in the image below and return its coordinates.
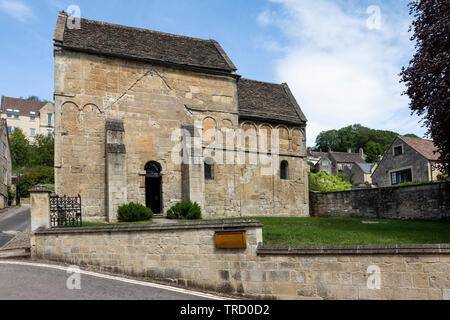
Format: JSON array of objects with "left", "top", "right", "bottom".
[{"left": 215, "top": 231, "right": 247, "bottom": 249}]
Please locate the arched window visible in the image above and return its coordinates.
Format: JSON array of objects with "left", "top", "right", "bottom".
[
  {"left": 204, "top": 158, "right": 214, "bottom": 180},
  {"left": 280, "top": 161, "right": 289, "bottom": 180}
]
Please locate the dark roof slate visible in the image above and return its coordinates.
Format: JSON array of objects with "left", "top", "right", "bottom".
[
  {"left": 329, "top": 152, "right": 365, "bottom": 164},
  {"left": 237, "top": 78, "right": 307, "bottom": 126},
  {"left": 55, "top": 12, "right": 236, "bottom": 73}
]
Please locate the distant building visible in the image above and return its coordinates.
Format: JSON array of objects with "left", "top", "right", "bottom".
[
  {"left": 307, "top": 148, "right": 366, "bottom": 175},
  {"left": 371, "top": 136, "right": 444, "bottom": 187},
  {"left": 0, "top": 96, "right": 55, "bottom": 139},
  {"left": 0, "top": 119, "right": 12, "bottom": 208},
  {"left": 345, "top": 162, "right": 377, "bottom": 185}
]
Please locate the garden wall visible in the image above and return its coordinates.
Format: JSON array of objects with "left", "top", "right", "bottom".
[
  {"left": 32, "top": 221, "right": 450, "bottom": 300},
  {"left": 310, "top": 182, "right": 450, "bottom": 221}
]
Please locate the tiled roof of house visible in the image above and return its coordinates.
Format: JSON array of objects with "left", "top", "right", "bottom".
[
  {"left": 237, "top": 78, "right": 307, "bottom": 126},
  {"left": 329, "top": 151, "right": 365, "bottom": 164},
  {"left": 399, "top": 136, "right": 440, "bottom": 161},
  {"left": 1, "top": 96, "right": 47, "bottom": 117},
  {"left": 54, "top": 12, "right": 237, "bottom": 74},
  {"left": 356, "top": 163, "right": 375, "bottom": 174}
]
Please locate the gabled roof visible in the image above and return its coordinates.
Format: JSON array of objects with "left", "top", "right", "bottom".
[
  {"left": 54, "top": 12, "right": 237, "bottom": 75},
  {"left": 1, "top": 96, "right": 47, "bottom": 117},
  {"left": 356, "top": 163, "right": 375, "bottom": 174},
  {"left": 328, "top": 151, "right": 365, "bottom": 164},
  {"left": 237, "top": 78, "right": 307, "bottom": 126},
  {"left": 398, "top": 136, "right": 440, "bottom": 161}
]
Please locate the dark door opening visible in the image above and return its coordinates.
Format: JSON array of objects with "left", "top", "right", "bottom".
[
  {"left": 145, "top": 161, "right": 162, "bottom": 214},
  {"left": 146, "top": 177, "right": 162, "bottom": 214}
]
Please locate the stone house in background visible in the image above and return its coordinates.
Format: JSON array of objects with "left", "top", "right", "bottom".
[
  {"left": 53, "top": 12, "right": 309, "bottom": 222},
  {"left": 0, "top": 119, "right": 12, "bottom": 208},
  {"left": 308, "top": 148, "right": 366, "bottom": 176},
  {"left": 0, "top": 96, "right": 55, "bottom": 139},
  {"left": 344, "top": 162, "right": 377, "bottom": 185},
  {"left": 371, "top": 136, "right": 443, "bottom": 187}
]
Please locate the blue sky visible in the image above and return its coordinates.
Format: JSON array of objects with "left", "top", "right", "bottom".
[{"left": 0, "top": 0, "right": 427, "bottom": 146}]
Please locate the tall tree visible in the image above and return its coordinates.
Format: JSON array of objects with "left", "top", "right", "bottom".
[
  {"left": 400, "top": 0, "right": 450, "bottom": 169},
  {"left": 9, "top": 129, "right": 30, "bottom": 169}
]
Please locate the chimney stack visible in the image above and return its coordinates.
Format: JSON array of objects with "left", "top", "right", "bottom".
[{"left": 360, "top": 148, "right": 364, "bottom": 157}]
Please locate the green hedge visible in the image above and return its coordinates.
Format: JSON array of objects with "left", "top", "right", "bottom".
[
  {"left": 309, "top": 171, "right": 352, "bottom": 192},
  {"left": 166, "top": 201, "right": 202, "bottom": 220},
  {"left": 118, "top": 202, "right": 153, "bottom": 222}
]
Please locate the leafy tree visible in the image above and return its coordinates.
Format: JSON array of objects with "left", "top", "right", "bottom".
[
  {"left": 9, "top": 129, "right": 30, "bottom": 169},
  {"left": 365, "top": 141, "right": 384, "bottom": 163},
  {"left": 314, "top": 124, "right": 419, "bottom": 162},
  {"left": 29, "top": 134, "right": 54, "bottom": 167},
  {"left": 400, "top": 0, "right": 450, "bottom": 169},
  {"left": 309, "top": 172, "right": 352, "bottom": 192}
]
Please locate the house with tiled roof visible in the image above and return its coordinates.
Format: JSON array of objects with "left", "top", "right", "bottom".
[
  {"left": 307, "top": 148, "right": 366, "bottom": 176},
  {"left": 53, "top": 12, "right": 308, "bottom": 221},
  {"left": 371, "top": 136, "right": 444, "bottom": 187},
  {"left": 0, "top": 96, "right": 55, "bottom": 139}
]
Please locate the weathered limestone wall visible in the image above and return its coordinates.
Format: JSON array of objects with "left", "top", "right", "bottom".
[
  {"left": 32, "top": 222, "right": 450, "bottom": 300},
  {"left": 310, "top": 182, "right": 450, "bottom": 221},
  {"left": 54, "top": 49, "right": 309, "bottom": 220}
]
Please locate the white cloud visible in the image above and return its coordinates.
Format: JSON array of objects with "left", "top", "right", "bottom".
[
  {"left": 0, "top": 0, "right": 33, "bottom": 22},
  {"left": 258, "top": 0, "right": 425, "bottom": 146}
]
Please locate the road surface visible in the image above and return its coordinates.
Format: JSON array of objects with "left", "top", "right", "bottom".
[
  {"left": 0, "top": 261, "right": 220, "bottom": 300},
  {"left": 0, "top": 206, "right": 30, "bottom": 247}
]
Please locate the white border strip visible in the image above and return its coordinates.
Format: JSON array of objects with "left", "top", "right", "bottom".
[{"left": 0, "top": 260, "right": 232, "bottom": 300}]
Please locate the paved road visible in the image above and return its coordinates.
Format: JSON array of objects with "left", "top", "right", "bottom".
[
  {"left": 0, "top": 261, "right": 218, "bottom": 300},
  {"left": 0, "top": 206, "right": 30, "bottom": 247}
]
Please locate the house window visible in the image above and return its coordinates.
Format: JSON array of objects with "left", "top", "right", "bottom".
[
  {"left": 280, "top": 161, "right": 289, "bottom": 180},
  {"left": 14, "top": 128, "right": 19, "bottom": 132},
  {"left": 204, "top": 158, "right": 214, "bottom": 180},
  {"left": 47, "top": 130, "right": 52, "bottom": 136},
  {"left": 30, "top": 128, "right": 36, "bottom": 137},
  {"left": 322, "top": 161, "right": 328, "bottom": 166},
  {"left": 7, "top": 114, "right": 12, "bottom": 118},
  {"left": 391, "top": 169, "right": 412, "bottom": 185},
  {"left": 48, "top": 114, "right": 52, "bottom": 126},
  {"left": 14, "top": 115, "right": 19, "bottom": 119},
  {"left": 30, "top": 116, "right": 36, "bottom": 121},
  {"left": 7, "top": 127, "right": 12, "bottom": 133},
  {"left": 394, "top": 146, "right": 403, "bottom": 156}
]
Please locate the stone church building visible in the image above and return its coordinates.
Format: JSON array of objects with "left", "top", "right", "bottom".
[{"left": 53, "top": 12, "right": 309, "bottom": 222}]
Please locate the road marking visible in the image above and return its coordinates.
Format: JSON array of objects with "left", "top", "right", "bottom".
[
  {"left": 1, "top": 231, "right": 19, "bottom": 236},
  {"left": 0, "top": 260, "right": 232, "bottom": 300}
]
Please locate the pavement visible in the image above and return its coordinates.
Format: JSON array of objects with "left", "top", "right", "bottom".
[
  {"left": 0, "top": 206, "right": 30, "bottom": 248},
  {"left": 0, "top": 261, "right": 222, "bottom": 300}
]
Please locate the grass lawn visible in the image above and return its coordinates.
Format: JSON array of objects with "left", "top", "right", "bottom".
[
  {"left": 81, "top": 220, "right": 155, "bottom": 227},
  {"left": 181, "top": 217, "right": 450, "bottom": 246}
]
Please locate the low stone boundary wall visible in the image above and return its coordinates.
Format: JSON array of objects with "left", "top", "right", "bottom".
[
  {"left": 310, "top": 182, "right": 450, "bottom": 220},
  {"left": 32, "top": 221, "right": 450, "bottom": 300}
]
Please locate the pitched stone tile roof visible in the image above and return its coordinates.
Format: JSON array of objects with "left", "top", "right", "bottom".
[
  {"left": 1, "top": 96, "right": 46, "bottom": 117},
  {"left": 399, "top": 136, "right": 440, "bottom": 161},
  {"left": 329, "top": 151, "right": 365, "bottom": 164},
  {"left": 55, "top": 12, "right": 236, "bottom": 74},
  {"left": 357, "top": 163, "right": 375, "bottom": 174},
  {"left": 237, "top": 78, "right": 307, "bottom": 126}
]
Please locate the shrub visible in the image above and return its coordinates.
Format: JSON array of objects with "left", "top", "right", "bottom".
[
  {"left": 309, "top": 171, "right": 352, "bottom": 192},
  {"left": 17, "top": 166, "right": 54, "bottom": 198},
  {"left": 118, "top": 202, "right": 153, "bottom": 222},
  {"left": 166, "top": 200, "right": 202, "bottom": 220}
]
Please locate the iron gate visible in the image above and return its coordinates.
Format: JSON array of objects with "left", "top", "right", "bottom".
[{"left": 50, "top": 194, "right": 82, "bottom": 228}]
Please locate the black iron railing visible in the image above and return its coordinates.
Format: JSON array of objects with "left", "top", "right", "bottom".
[{"left": 50, "top": 194, "right": 82, "bottom": 228}]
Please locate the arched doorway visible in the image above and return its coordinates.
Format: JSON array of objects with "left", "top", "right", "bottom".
[{"left": 145, "top": 162, "right": 162, "bottom": 214}]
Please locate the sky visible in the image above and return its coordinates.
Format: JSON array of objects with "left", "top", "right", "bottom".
[{"left": 0, "top": 0, "right": 427, "bottom": 146}]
